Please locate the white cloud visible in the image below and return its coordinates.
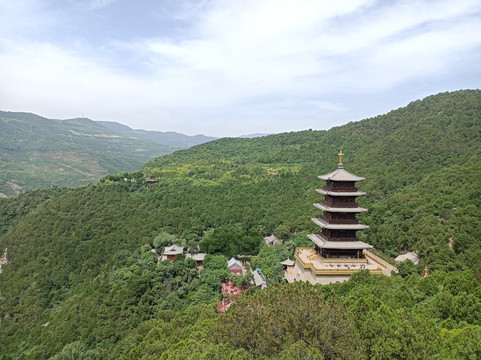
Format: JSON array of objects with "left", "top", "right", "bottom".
[
  {"left": 0, "top": 40, "right": 151, "bottom": 117},
  {"left": 0, "top": 0, "right": 480, "bottom": 136},
  {"left": 123, "top": 0, "right": 481, "bottom": 103},
  {"left": 89, "top": 0, "right": 117, "bottom": 10},
  {"left": 155, "top": 0, "right": 212, "bottom": 21}
]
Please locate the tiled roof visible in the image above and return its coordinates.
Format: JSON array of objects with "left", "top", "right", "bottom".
[
  {"left": 281, "top": 258, "right": 295, "bottom": 266},
  {"left": 308, "top": 234, "right": 373, "bottom": 250},
  {"left": 318, "top": 168, "right": 365, "bottom": 182},
  {"left": 316, "top": 189, "right": 366, "bottom": 197},
  {"left": 162, "top": 245, "right": 184, "bottom": 255},
  {"left": 264, "top": 234, "right": 281, "bottom": 245},
  {"left": 185, "top": 253, "right": 206, "bottom": 261},
  {"left": 311, "top": 217, "right": 369, "bottom": 230},
  {"left": 227, "top": 257, "right": 243, "bottom": 269}
]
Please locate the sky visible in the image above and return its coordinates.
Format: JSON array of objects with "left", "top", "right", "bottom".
[{"left": 0, "top": 0, "right": 480, "bottom": 137}]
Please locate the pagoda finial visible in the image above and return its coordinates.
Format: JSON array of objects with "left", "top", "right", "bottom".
[{"left": 337, "top": 150, "right": 344, "bottom": 168}]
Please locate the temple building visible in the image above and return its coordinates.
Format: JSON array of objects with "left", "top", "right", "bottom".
[
  {"left": 161, "top": 245, "right": 184, "bottom": 261},
  {"left": 227, "top": 257, "right": 244, "bottom": 274},
  {"left": 293, "top": 151, "right": 397, "bottom": 284}
]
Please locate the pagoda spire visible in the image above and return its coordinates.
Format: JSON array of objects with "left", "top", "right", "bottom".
[{"left": 337, "top": 150, "right": 344, "bottom": 168}]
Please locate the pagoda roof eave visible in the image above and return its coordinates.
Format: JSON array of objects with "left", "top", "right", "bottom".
[
  {"left": 318, "top": 168, "right": 365, "bottom": 182},
  {"left": 308, "top": 234, "right": 373, "bottom": 250},
  {"left": 314, "top": 203, "right": 368, "bottom": 213},
  {"left": 311, "top": 218, "right": 370, "bottom": 230},
  {"left": 316, "top": 189, "right": 366, "bottom": 197},
  {"left": 281, "top": 258, "right": 295, "bottom": 266}
]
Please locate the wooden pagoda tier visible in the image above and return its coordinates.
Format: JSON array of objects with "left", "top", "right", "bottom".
[{"left": 309, "top": 163, "right": 373, "bottom": 259}]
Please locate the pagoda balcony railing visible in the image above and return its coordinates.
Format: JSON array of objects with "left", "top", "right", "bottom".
[
  {"left": 322, "top": 186, "right": 358, "bottom": 192},
  {"left": 321, "top": 237, "right": 360, "bottom": 242},
  {"left": 320, "top": 216, "right": 359, "bottom": 225},
  {"left": 322, "top": 201, "right": 359, "bottom": 208},
  {"left": 318, "top": 234, "right": 359, "bottom": 242}
]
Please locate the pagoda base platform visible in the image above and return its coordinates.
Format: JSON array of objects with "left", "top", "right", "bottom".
[{"left": 290, "top": 247, "right": 397, "bottom": 285}]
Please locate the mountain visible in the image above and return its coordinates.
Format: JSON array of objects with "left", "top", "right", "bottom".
[
  {"left": 0, "top": 112, "right": 199, "bottom": 197},
  {"left": 96, "top": 120, "right": 217, "bottom": 147},
  {"left": 0, "top": 90, "right": 480, "bottom": 358},
  {"left": 239, "top": 133, "right": 271, "bottom": 138}
]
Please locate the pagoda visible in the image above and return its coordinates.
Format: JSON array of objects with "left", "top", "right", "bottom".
[
  {"left": 292, "top": 151, "right": 397, "bottom": 284},
  {"left": 308, "top": 150, "right": 372, "bottom": 259}
]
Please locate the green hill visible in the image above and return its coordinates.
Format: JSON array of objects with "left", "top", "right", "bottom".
[
  {"left": 0, "top": 90, "right": 480, "bottom": 359},
  {"left": 0, "top": 112, "right": 188, "bottom": 197},
  {"left": 97, "top": 120, "right": 217, "bottom": 147}
]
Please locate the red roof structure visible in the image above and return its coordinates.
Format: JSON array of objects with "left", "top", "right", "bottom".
[{"left": 217, "top": 281, "right": 245, "bottom": 312}]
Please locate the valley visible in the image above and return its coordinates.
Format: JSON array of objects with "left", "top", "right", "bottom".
[{"left": 0, "top": 112, "right": 215, "bottom": 197}]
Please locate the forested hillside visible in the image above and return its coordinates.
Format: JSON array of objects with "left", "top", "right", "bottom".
[
  {"left": 0, "top": 112, "right": 183, "bottom": 197},
  {"left": 0, "top": 90, "right": 480, "bottom": 359},
  {"left": 97, "top": 121, "right": 217, "bottom": 148}
]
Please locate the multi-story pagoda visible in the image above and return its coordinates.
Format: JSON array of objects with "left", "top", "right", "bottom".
[
  {"left": 308, "top": 150, "right": 372, "bottom": 259},
  {"left": 292, "top": 151, "right": 397, "bottom": 285}
]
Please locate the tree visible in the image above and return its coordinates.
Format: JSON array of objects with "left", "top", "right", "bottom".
[
  {"left": 277, "top": 341, "right": 324, "bottom": 360},
  {"left": 450, "top": 292, "right": 481, "bottom": 325},
  {"left": 273, "top": 224, "right": 290, "bottom": 240},
  {"left": 435, "top": 325, "right": 481, "bottom": 359},
  {"left": 397, "top": 259, "right": 418, "bottom": 278},
  {"left": 199, "top": 225, "right": 262, "bottom": 258},
  {"left": 250, "top": 243, "right": 291, "bottom": 284},
  {"left": 49, "top": 341, "right": 99, "bottom": 360},
  {"left": 213, "top": 282, "right": 365, "bottom": 359},
  {"left": 141, "top": 251, "right": 157, "bottom": 267},
  {"left": 443, "top": 270, "right": 480, "bottom": 296},
  {"left": 153, "top": 231, "right": 179, "bottom": 253},
  {"left": 353, "top": 304, "right": 440, "bottom": 359},
  {"left": 200, "top": 254, "right": 229, "bottom": 291}
]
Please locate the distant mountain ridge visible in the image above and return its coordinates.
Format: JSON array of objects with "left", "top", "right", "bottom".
[
  {"left": 0, "top": 112, "right": 214, "bottom": 197},
  {"left": 96, "top": 121, "right": 217, "bottom": 147},
  {"left": 239, "top": 133, "right": 271, "bottom": 138}
]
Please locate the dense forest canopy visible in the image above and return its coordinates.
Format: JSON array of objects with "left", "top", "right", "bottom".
[{"left": 0, "top": 90, "right": 480, "bottom": 358}]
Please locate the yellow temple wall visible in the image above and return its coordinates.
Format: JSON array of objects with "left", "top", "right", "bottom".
[{"left": 363, "top": 250, "right": 399, "bottom": 276}]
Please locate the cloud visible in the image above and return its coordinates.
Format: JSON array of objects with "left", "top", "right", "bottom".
[
  {"left": 89, "top": 0, "right": 117, "bottom": 10},
  {"left": 154, "top": 0, "right": 212, "bottom": 21},
  {"left": 123, "top": 0, "right": 481, "bottom": 102},
  {"left": 0, "top": 0, "right": 480, "bottom": 136},
  {"left": 0, "top": 39, "right": 150, "bottom": 117}
]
